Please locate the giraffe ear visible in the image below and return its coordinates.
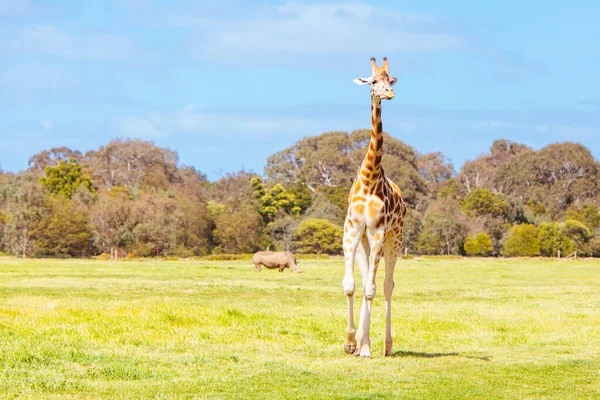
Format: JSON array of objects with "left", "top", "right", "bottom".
[
  {"left": 389, "top": 77, "right": 398, "bottom": 86},
  {"left": 353, "top": 77, "right": 373, "bottom": 85}
]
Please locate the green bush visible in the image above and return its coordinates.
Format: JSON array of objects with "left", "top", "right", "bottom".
[
  {"left": 561, "top": 219, "right": 592, "bottom": 256},
  {"left": 502, "top": 224, "right": 540, "bottom": 257},
  {"left": 537, "top": 222, "right": 573, "bottom": 257},
  {"left": 293, "top": 218, "right": 343, "bottom": 255},
  {"left": 464, "top": 232, "right": 493, "bottom": 256}
]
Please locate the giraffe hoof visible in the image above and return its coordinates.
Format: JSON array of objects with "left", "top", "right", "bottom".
[{"left": 344, "top": 343, "right": 357, "bottom": 354}]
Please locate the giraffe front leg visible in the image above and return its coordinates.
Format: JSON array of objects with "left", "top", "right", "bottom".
[
  {"left": 342, "top": 221, "right": 363, "bottom": 355},
  {"left": 353, "top": 236, "right": 370, "bottom": 357}
]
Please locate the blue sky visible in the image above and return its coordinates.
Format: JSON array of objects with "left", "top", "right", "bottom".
[{"left": 1, "top": 0, "right": 599, "bottom": 180}]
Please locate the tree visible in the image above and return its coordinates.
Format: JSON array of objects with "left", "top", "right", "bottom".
[
  {"left": 293, "top": 218, "right": 343, "bottom": 255},
  {"left": 493, "top": 142, "right": 600, "bottom": 217},
  {"left": 402, "top": 208, "right": 422, "bottom": 254},
  {"left": 503, "top": 224, "right": 540, "bottom": 256},
  {"left": 464, "top": 232, "right": 493, "bottom": 256},
  {"left": 564, "top": 203, "right": 600, "bottom": 232},
  {"left": 438, "top": 178, "right": 462, "bottom": 200},
  {"left": 484, "top": 217, "right": 510, "bottom": 256},
  {"left": 418, "top": 198, "right": 468, "bottom": 255},
  {"left": 458, "top": 139, "right": 530, "bottom": 194},
  {"left": 132, "top": 194, "right": 181, "bottom": 257},
  {"left": 28, "top": 147, "right": 83, "bottom": 171},
  {"left": 38, "top": 159, "right": 95, "bottom": 199},
  {"left": 0, "top": 208, "right": 4, "bottom": 251},
  {"left": 2, "top": 178, "right": 46, "bottom": 257},
  {"left": 267, "top": 214, "right": 298, "bottom": 251},
  {"left": 304, "top": 192, "right": 344, "bottom": 226},
  {"left": 89, "top": 188, "right": 136, "bottom": 258},
  {"left": 561, "top": 219, "right": 592, "bottom": 255},
  {"left": 83, "top": 138, "right": 178, "bottom": 191},
  {"left": 265, "top": 129, "right": 427, "bottom": 206},
  {"left": 417, "top": 152, "right": 455, "bottom": 197},
  {"left": 591, "top": 238, "right": 600, "bottom": 257},
  {"left": 461, "top": 188, "right": 508, "bottom": 218},
  {"left": 31, "top": 195, "right": 90, "bottom": 257},
  {"left": 208, "top": 171, "right": 266, "bottom": 253},
  {"left": 251, "top": 177, "right": 302, "bottom": 223},
  {"left": 212, "top": 204, "right": 265, "bottom": 253},
  {"left": 537, "top": 222, "right": 573, "bottom": 257}
]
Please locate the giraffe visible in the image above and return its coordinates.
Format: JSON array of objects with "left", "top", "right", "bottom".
[{"left": 342, "top": 57, "right": 407, "bottom": 358}]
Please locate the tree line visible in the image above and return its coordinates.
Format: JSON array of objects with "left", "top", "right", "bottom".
[{"left": 1, "top": 133, "right": 599, "bottom": 258}]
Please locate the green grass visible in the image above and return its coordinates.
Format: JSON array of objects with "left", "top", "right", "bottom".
[{"left": 0, "top": 257, "right": 599, "bottom": 399}]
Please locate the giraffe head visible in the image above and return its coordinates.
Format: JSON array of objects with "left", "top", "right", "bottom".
[{"left": 353, "top": 57, "right": 398, "bottom": 100}]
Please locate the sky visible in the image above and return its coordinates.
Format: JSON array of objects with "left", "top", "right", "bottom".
[{"left": 1, "top": 0, "right": 599, "bottom": 181}]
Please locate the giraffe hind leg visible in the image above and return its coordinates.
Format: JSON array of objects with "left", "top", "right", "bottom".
[{"left": 383, "top": 235, "right": 400, "bottom": 356}]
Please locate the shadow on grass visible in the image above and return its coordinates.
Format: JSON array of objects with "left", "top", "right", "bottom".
[{"left": 393, "top": 350, "right": 491, "bottom": 362}]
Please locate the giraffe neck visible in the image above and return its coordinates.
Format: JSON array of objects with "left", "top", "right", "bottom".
[{"left": 359, "top": 95, "right": 383, "bottom": 185}]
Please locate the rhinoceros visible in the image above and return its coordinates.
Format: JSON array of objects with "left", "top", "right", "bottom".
[{"left": 252, "top": 251, "right": 302, "bottom": 273}]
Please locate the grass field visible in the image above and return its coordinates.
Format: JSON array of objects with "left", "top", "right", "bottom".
[{"left": 0, "top": 256, "right": 599, "bottom": 399}]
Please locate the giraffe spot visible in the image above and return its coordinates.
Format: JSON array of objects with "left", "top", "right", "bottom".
[
  {"left": 375, "top": 155, "right": 382, "bottom": 165},
  {"left": 377, "top": 137, "right": 383, "bottom": 148},
  {"left": 365, "top": 164, "right": 373, "bottom": 172},
  {"left": 353, "top": 203, "right": 365, "bottom": 214},
  {"left": 367, "top": 153, "right": 373, "bottom": 162},
  {"left": 368, "top": 201, "right": 381, "bottom": 220},
  {"left": 362, "top": 188, "right": 368, "bottom": 195},
  {"left": 377, "top": 121, "right": 382, "bottom": 133},
  {"left": 376, "top": 107, "right": 381, "bottom": 118},
  {"left": 346, "top": 219, "right": 354, "bottom": 228},
  {"left": 369, "top": 143, "right": 375, "bottom": 152},
  {"left": 375, "top": 216, "right": 385, "bottom": 229}
]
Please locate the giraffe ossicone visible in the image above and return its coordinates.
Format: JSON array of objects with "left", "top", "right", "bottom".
[{"left": 342, "top": 57, "right": 407, "bottom": 358}]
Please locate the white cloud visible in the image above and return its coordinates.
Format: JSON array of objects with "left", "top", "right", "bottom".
[
  {"left": 0, "top": 0, "right": 36, "bottom": 16},
  {"left": 471, "top": 120, "right": 515, "bottom": 129},
  {"left": 113, "top": 103, "right": 351, "bottom": 144},
  {"left": 175, "top": 2, "right": 464, "bottom": 60},
  {"left": 0, "top": 63, "right": 77, "bottom": 90},
  {"left": 6, "top": 24, "right": 140, "bottom": 60},
  {"left": 118, "top": 115, "right": 162, "bottom": 138},
  {"left": 0, "top": 63, "right": 79, "bottom": 103}
]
